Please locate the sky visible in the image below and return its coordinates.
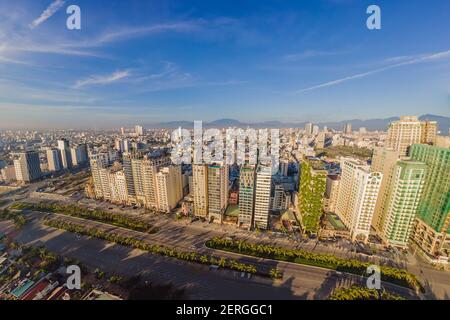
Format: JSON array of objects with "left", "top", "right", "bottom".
[{"left": 0, "top": 0, "right": 449, "bottom": 129}]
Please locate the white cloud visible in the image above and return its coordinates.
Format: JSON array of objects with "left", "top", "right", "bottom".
[
  {"left": 283, "top": 50, "right": 344, "bottom": 62},
  {"left": 96, "top": 21, "right": 202, "bottom": 45},
  {"left": 73, "top": 70, "right": 131, "bottom": 89},
  {"left": 296, "top": 49, "right": 450, "bottom": 93},
  {"left": 29, "top": 0, "right": 65, "bottom": 29}
]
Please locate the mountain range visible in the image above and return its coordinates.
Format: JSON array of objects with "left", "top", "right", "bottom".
[{"left": 150, "top": 114, "right": 450, "bottom": 132}]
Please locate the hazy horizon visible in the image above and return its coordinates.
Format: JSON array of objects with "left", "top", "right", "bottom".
[{"left": 1, "top": 0, "right": 450, "bottom": 128}]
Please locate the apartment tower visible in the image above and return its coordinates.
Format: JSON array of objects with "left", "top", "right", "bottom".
[{"left": 335, "top": 158, "right": 382, "bottom": 242}]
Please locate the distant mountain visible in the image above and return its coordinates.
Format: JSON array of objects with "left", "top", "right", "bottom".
[
  {"left": 158, "top": 121, "right": 194, "bottom": 128},
  {"left": 150, "top": 114, "right": 450, "bottom": 132},
  {"left": 208, "top": 119, "right": 243, "bottom": 127}
]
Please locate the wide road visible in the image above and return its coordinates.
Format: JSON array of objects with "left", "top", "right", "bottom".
[{"left": 1, "top": 213, "right": 419, "bottom": 300}]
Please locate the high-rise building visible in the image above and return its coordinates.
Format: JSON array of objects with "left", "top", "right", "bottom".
[
  {"left": 90, "top": 161, "right": 128, "bottom": 204},
  {"left": 298, "top": 159, "right": 327, "bottom": 234},
  {"left": 156, "top": 165, "right": 183, "bottom": 213},
  {"left": 253, "top": 165, "right": 272, "bottom": 229},
  {"left": 238, "top": 165, "right": 256, "bottom": 229},
  {"left": 108, "top": 166, "right": 129, "bottom": 204},
  {"left": 57, "top": 139, "right": 72, "bottom": 169},
  {"left": 325, "top": 175, "right": 340, "bottom": 213},
  {"left": 122, "top": 152, "right": 136, "bottom": 199},
  {"left": 70, "top": 144, "right": 88, "bottom": 167},
  {"left": 13, "top": 151, "right": 42, "bottom": 183},
  {"left": 271, "top": 183, "right": 288, "bottom": 212},
  {"left": 420, "top": 120, "right": 438, "bottom": 145},
  {"left": 370, "top": 147, "right": 401, "bottom": 233},
  {"left": 312, "top": 125, "right": 319, "bottom": 135},
  {"left": 335, "top": 158, "right": 382, "bottom": 242},
  {"left": 46, "top": 148, "right": 62, "bottom": 172},
  {"left": 315, "top": 132, "right": 325, "bottom": 149},
  {"left": 89, "top": 151, "right": 115, "bottom": 168},
  {"left": 188, "top": 175, "right": 194, "bottom": 195},
  {"left": 125, "top": 151, "right": 172, "bottom": 208},
  {"left": 115, "top": 138, "right": 131, "bottom": 153},
  {"left": 89, "top": 155, "right": 109, "bottom": 199},
  {"left": 305, "top": 123, "right": 313, "bottom": 135},
  {"left": 141, "top": 159, "right": 158, "bottom": 208},
  {"left": 89, "top": 151, "right": 122, "bottom": 200},
  {"left": 386, "top": 116, "right": 437, "bottom": 156},
  {"left": 343, "top": 123, "right": 352, "bottom": 134},
  {"left": 207, "top": 163, "right": 229, "bottom": 223},
  {"left": 381, "top": 160, "right": 427, "bottom": 248},
  {"left": 409, "top": 144, "right": 450, "bottom": 257},
  {"left": 193, "top": 164, "right": 209, "bottom": 218},
  {"left": 135, "top": 125, "right": 144, "bottom": 136}
]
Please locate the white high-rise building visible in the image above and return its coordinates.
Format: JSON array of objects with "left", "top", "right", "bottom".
[
  {"left": 156, "top": 165, "right": 183, "bottom": 213},
  {"left": 70, "top": 144, "right": 88, "bottom": 167},
  {"left": 343, "top": 123, "right": 352, "bottom": 134},
  {"left": 46, "top": 148, "right": 62, "bottom": 172},
  {"left": 370, "top": 147, "right": 401, "bottom": 233},
  {"left": 253, "top": 165, "right": 272, "bottom": 230},
  {"left": 109, "top": 169, "right": 129, "bottom": 204},
  {"left": 90, "top": 161, "right": 128, "bottom": 205},
  {"left": 135, "top": 125, "right": 144, "bottom": 136},
  {"left": 305, "top": 123, "right": 313, "bottom": 135},
  {"left": 115, "top": 138, "right": 131, "bottom": 153},
  {"left": 335, "top": 158, "right": 382, "bottom": 242},
  {"left": 13, "top": 151, "right": 42, "bottom": 183},
  {"left": 57, "top": 139, "right": 72, "bottom": 169},
  {"left": 386, "top": 116, "right": 437, "bottom": 156},
  {"left": 325, "top": 175, "right": 340, "bottom": 213},
  {"left": 89, "top": 156, "right": 110, "bottom": 199},
  {"left": 312, "top": 125, "right": 319, "bottom": 135}
]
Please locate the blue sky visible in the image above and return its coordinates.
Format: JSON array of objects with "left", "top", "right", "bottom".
[{"left": 0, "top": 0, "right": 449, "bottom": 129}]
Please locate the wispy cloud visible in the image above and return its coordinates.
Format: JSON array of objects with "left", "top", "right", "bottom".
[
  {"left": 296, "top": 49, "right": 450, "bottom": 93},
  {"left": 73, "top": 70, "right": 131, "bottom": 89},
  {"left": 283, "top": 50, "right": 346, "bottom": 62},
  {"left": 29, "top": 0, "right": 65, "bottom": 29},
  {"left": 96, "top": 21, "right": 202, "bottom": 45}
]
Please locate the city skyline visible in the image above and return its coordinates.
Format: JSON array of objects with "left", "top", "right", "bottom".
[{"left": 1, "top": 0, "right": 450, "bottom": 129}]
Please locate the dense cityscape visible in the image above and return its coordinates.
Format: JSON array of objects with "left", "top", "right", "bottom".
[
  {"left": 1, "top": 0, "right": 450, "bottom": 312},
  {"left": 1, "top": 115, "right": 449, "bottom": 301}
]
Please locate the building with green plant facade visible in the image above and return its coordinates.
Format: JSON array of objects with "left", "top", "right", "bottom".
[
  {"left": 298, "top": 159, "right": 327, "bottom": 235},
  {"left": 409, "top": 144, "right": 450, "bottom": 259}
]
